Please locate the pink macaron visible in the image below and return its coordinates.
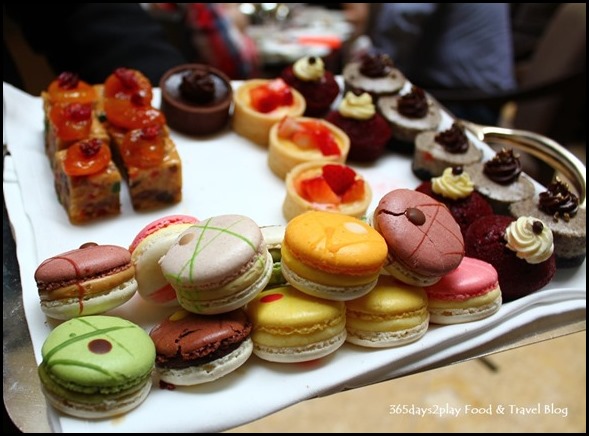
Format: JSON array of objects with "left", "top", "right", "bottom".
[
  {"left": 129, "top": 214, "right": 198, "bottom": 305},
  {"left": 424, "top": 256, "right": 502, "bottom": 324}
]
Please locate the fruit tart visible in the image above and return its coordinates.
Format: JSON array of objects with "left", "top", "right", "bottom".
[
  {"left": 283, "top": 161, "right": 372, "bottom": 222},
  {"left": 280, "top": 56, "right": 340, "bottom": 118},
  {"left": 268, "top": 116, "right": 350, "bottom": 180},
  {"left": 232, "top": 78, "right": 306, "bottom": 146},
  {"left": 53, "top": 138, "right": 122, "bottom": 224}
]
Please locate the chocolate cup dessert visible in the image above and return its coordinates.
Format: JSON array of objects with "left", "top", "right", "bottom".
[{"left": 160, "top": 64, "right": 233, "bottom": 136}]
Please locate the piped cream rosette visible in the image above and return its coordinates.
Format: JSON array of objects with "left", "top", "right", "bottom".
[
  {"left": 268, "top": 116, "right": 350, "bottom": 180},
  {"left": 282, "top": 161, "right": 372, "bottom": 222}
]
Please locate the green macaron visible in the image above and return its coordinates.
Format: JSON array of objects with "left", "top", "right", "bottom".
[{"left": 38, "top": 315, "right": 155, "bottom": 419}]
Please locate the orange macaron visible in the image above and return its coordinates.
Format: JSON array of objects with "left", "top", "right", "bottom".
[{"left": 281, "top": 211, "right": 388, "bottom": 301}]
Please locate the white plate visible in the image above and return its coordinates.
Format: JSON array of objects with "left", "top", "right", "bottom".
[{"left": 3, "top": 82, "right": 586, "bottom": 433}]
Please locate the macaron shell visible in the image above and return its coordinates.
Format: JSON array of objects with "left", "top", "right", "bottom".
[
  {"left": 374, "top": 189, "right": 464, "bottom": 278},
  {"left": 283, "top": 211, "right": 388, "bottom": 275},
  {"left": 40, "top": 316, "right": 155, "bottom": 389},
  {"left": 132, "top": 222, "right": 195, "bottom": 305},
  {"left": 129, "top": 214, "right": 198, "bottom": 254},
  {"left": 35, "top": 244, "right": 133, "bottom": 284},
  {"left": 160, "top": 215, "right": 266, "bottom": 290}
]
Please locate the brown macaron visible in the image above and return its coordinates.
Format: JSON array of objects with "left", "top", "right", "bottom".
[
  {"left": 373, "top": 189, "right": 465, "bottom": 286},
  {"left": 149, "top": 308, "right": 253, "bottom": 387},
  {"left": 34, "top": 243, "right": 137, "bottom": 320}
]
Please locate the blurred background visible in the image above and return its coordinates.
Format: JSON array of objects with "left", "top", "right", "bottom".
[{"left": 3, "top": 3, "right": 586, "bottom": 433}]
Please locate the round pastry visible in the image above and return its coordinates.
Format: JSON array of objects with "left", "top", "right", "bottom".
[
  {"left": 325, "top": 91, "right": 393, "bottom": 162},
  {"left": 245, "top": 285, "right": 346, "bottom": 363},
  {"left": 415, "top": 166, "right": 493, "bottom": 237},
  {"left": 37, "top": 315, "right": 155, "bottom": 419},
  {"left": 159, "top": 63, "right": 233, "bottom": 136},
  {"left": 465, "top": 148, "right": 535, "bottom": 215},
  {"left": 129, "top": 214, "right": 199, "bottom": 306},
  {"left": 412, "top": 122, "right": 483, "bottom": 180},
  {"left": 280, "top": 56, "right": 340, "bottom": 117},
  {"left": 373, "top": 188, "right": 465, "bottom": 286},
  {"left": 281, "top": 210, "right": 388, "bottom": 301},
  {"left": 465, "top": 215, "right": 556, "bottom": 301},
  {"left": 232, "top": 78, "right": 306, "bottom": 146},
  {"left": 159, "top": 214, "right": 273, "bottom": 314},
  {"left": 149, "top": 308, "right": 253, "bottom": 387},
  {"left": 377, "top": 86, "right": 442, "bottom": 144},
  {"left": 345, "top": 275, "right": 429, "bottom": 348},
  {"left": 282, "top": 161, "right": 372, "bottom": 222},
  {"left": 342, "top": 52, "right": 407, "bottom": 99},
  {"left": 268, "top": 115, "right": 350, "bottom": 180},
  {"left": 509, "top": 178, "right": 586, "bottom": 268},
  {"left": 34, "top": 243, "right": 137, "bottom": 320},
  {"left": 425, "top": 257, "right": 502, "bottom": 324},
  {"left": 260, "top": 225, "right": 287, "bottom": 288}
]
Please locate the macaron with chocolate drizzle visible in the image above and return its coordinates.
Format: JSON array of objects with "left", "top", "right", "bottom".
[
  {"left": 510, "top": 177, "right": 586, "bottom": 268},
  {"left": 159, "top": 63, "right": 233, "bottom": 135},
  {"left": 413, "top": 122, "right": 483, "bottom": 180},
  {"left": 465, "top": 147, "right": 535, "bottom": 214},
  {"left": 372, "top": 188, "right": 465, "bottom": 286},
  {"left": 34, "top": 242, "right": 137, "bottom": 320}
]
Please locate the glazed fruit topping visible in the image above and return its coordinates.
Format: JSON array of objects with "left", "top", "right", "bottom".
[
  {"left": 50, "top": 103, "right": 93, "bottom": 141},
  {"left": 277, "top": 117, "right": 340, "bottom": 156},
  {"left": 64, "top": 138, "right": 111, "bottom": 176},
  {"left": 57, "top": 72, "right": 80, "bottom": 89},
  {"left": 298, "top": 164, "right": 364, "bottom": 204},
  {"left": 121, "top": 126, "right": 165, "bottom": 168},
  {"left": 104, "top": 67, "right": 153, "bottom": 102},
  {"left": 104, "top": 98, "right": 166, "bottom": 130},
  {"left": 250, "top": 79, "right": 294, "bottom": 113}
]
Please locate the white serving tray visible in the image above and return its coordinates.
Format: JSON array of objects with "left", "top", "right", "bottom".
[{"left": 3, "top": 82, "right": 585, "bottom": 433}]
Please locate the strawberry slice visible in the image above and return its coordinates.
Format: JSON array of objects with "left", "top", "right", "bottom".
[
  {"left": 277, "top": 116, "right": 303, "bottom": 138},
  {"left": 341, "top": 179, "right": 365, "bottom": 203},
  {"left": 291, "top": 130, "right": 316, "bottom": 149},
  {"left": 300, "top": 176, "right": 341, "bottom": 204},
  {"left": 322, "top": 164, "right": 356, "bottom": 196},
  {"left": 267, "top": 78, "right": 294, "bottom": 106},
  {"left": 250, "top": 86, "right": 277, "bottom": 113}
]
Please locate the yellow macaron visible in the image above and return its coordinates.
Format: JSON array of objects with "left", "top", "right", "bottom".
[
  {"left": 246, "top": 285, "right": 346, "bottom": 363},
  {"left": 281, "top": 211, "right": 388, "bottom": 300},
  {"left": 345, "top": 275, "right": 429, "bottom": 348}
]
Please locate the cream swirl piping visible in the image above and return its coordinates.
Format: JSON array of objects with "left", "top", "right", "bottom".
[
  {"left": 504, "top": 216, "right": 554, "bottom": 264},
  {"left": 431, "top": 167, "right": 474, "bottom": 200},
  {"left": 338, "top": 92, "right": 375, "bottom": 120},
  {"left": 293, "top": 56, "right": 325, "bottom": 81}
]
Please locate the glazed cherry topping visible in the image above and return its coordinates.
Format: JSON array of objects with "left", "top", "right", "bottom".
[
  {"left": 65, "top": 103, "right": 92, "bottom": 122},
  {"left": 104, "top": 98, "right": 166, "bottom": 130},
  {"left": 48, "top": 73, "right": 97, "bottom": 104},
  {"left": 57, "top": 72, "right": 80, "bottom": 89},
  {"left": 104, "top": 68, "right": 153, "bottom": 102},
  {"left": 50, "top": 103, "right": 93, "bottom": 141},
  {"left": 63, "top": 139, "right": 111, "bottom": 176},
  {"left": 121, "top": 126, "right": 165, "bottom": 168}
]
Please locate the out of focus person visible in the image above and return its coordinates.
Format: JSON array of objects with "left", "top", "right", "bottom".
[
  {"left": 361, "top": 3, "right": 518, "bottom": 125},
  {"left": 146, "top": 3, "right": 261, "bottom": 80},
  {"left": 4, "top": 3, "right": 187, "bottom": 89}
]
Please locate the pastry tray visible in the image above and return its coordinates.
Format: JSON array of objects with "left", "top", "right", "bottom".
[{"left": 2, "top": 82, "right": 586, "bottom": 433}]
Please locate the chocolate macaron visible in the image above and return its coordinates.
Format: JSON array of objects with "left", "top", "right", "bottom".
[
  {"left": 35, "top": 243, "right": 137, "bottom": 320},
  {"left": 149, "top": 308, "right": 253, "bottom": 386},
  {"left": 373, "top": 189, "right": 465, "bottom": 286}
]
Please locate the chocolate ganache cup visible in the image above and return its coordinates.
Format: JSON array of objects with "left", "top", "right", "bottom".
[{"left": 160, "top": 64, "right": 233, "bottom": 136}]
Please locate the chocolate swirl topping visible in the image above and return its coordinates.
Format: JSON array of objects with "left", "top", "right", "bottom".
[
  {"left": 435, "top": 123, "right": 469, "bottom": 153},
  {"left": 180, "top": 70, "right": 215, "bottom": 104},
  {"left": 483, "top": 148, "right": 522, "bottom": 185},
  {"left": 359, "top": 53, "right": 395, "bottom": 78},
  {"left": 397, "top": 86, "right": 428, "bottom": 118},
  {"left": 538, "top": 178, "right": 579, "bottom": 221}
]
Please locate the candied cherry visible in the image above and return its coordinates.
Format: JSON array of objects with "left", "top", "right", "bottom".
[
  {"left": 120, "top": 125, "right": 165, "bottom": 168},
  {"left": 104, "top": 67, "right": 153, "bottom": 103},
  {"left": 47, "top": 72, "right": 97, "bottom": 104},
  {"left": 104, "top": 98, "right": 166, "bottom": 130},
  {"left": 249, "top": 79, "right": 293, "bottom": 113},
  {"left": 49, "top": 102, "right": 93, "bottom": 141},
  {"left": 63, "top": 138, "right": 111, "bottom": 176}
]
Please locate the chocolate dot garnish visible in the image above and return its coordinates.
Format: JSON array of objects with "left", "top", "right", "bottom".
[
  {"left": 452, "top": 166, "right": 463, "bottom": 176},
  {"left": 308, "top": 56, "right": 316, "bottom": 65},
  {"left": 79, "top": 242, "right": 98, "bottom": 249},
  {"left": 88, "top": 338, "right": 112, "bottom": 354},
  {"left": 532, "top": 220, "right": 544, "bottom": 234},
  {"left": 405, "top": 208, "right": 426, "bottom": 225}
]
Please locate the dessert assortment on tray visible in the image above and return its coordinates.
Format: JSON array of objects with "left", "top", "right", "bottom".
[{"left": 2, "top": 52, "right": 586, "bottom": 432}]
